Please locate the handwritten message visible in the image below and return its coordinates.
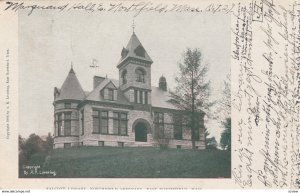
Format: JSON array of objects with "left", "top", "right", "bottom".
[
  {"left": 2, "top": 1, "right": 235, "bottom": 16},
  {"left": 232, "top": 0, "right": 300, "bottom": 189}
]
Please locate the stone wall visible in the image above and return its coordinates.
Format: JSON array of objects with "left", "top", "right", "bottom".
[
  {"left": 119, "top": 61, "right": 151, "bottom": 91},
  {"left": 53, "top": 136, "right": 79, "bottom": 148},
  {"left": 53, "top": 101, "right": 206, "bottom": 150},
  {"left": 151, "top": 110, "right": 205, "bottom": 149},
  {"left": 123, "top": 89, "right": 134, "bottom": 103},
  {"left": 77, "top": 103, "right": 155, "bottom": 148}
]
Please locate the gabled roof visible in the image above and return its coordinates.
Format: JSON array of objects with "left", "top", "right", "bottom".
[
  {"left": 85, "top": 78, "right": 130, "bottom": 105},
  {"left": 55, "top": 67, "right": 86, "bottom": 101},
  {"left": 54, "top": 68, "right": 198, "bottom": 112},
  {"left": 118, "top": 32, "right": 153, "bottom": 66},
  {"left": 85, "top": 78, "right": 179, "bottom": 109}
]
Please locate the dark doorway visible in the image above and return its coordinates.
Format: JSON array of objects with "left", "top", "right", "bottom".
[{"left": 135, "top": 122, "right": 147, "bottom": 142}]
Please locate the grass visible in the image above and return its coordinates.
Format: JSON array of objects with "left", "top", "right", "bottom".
[{"left": 20, "top": 146, "right": 231, "bottom": 178}]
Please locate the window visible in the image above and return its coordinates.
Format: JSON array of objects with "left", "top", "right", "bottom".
[
  {"left": 64, "top": 113, "right": 71, "bottom": 136},
  {"left": 144, "top": 92, "right": 148, "bottom": 104},
  {"left": 134, "top": 90, "right": 148, "bottom": 104},
  {"left": 154, "top": 112, "right": 164, "bottom": 124},
  {"left": 98, "top": 141, "right": 104, "bottom": 147},
  {"left": 81, "top": 110, "right": 84, "bottom": 135},
  {"left": 121, "top": 47, "right": 129, "bottom": 59},
  {"left": 101, "top": 111, "right": 108, "bottom": 134},
  {"left": 139, "top": 90, "right": 143, "bottom": 104},
  {"left": 108, "top": 88, "right": 114, "bottom": 100},
  {"left": 104, "top": 88, "right": 117, "bottom": 101},
  {"left": 193, "top": 128, "right": 200, "bottom": 141},
  {"left": 113, "top": 112, "right": 119, "bottom": 135},
  {"left": 93, "top": 110, "right": 100, "bottom": 133},
  {"left": 93, "top": 110, "right": 108, "bottom": 134},
  {"left": 154, "top": 112, "right": 164, "bottom": 138},
  {"left": 134, "top": 90, "right": 138, "bottom": 103},
  {"left": 118, "top": 142, "right": 124, "bottom": 147},
  {"left": 173, "top": 114, "right": 183, "bottom": 140},
  {"left": 135, "top": 68, "right": 145, "bottom": 83},
  {"left": 64, "top": 143, "right": 71, "bottom": 148},
  {"left": 121, "top": 70, "right": 127, "bottom": 84},
  {"left": 56, "top": 112, "right": 72, "bottom": 136},
  {"left": 120, "top": 113, "right": 128, "bottom": 135},
  {"left": 65, "top": 103, "right": 71, "bottom": 108},
  {"left": 113, "top": 112, "right": 128, "bottom": 135},
  {"left": 57, "top": 113, "right": 62, "bottom": 136},
  {"left": 134, "top": 45, "right": 145, "bottom": 57}
]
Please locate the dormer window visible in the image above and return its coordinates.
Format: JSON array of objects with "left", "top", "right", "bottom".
[
  {"left": 108, "top": 89, "right": 113, "bottom": 100},
  {"left": 121, "top": 70, "right": 127, "bottom": 85},
  {"left": 135, "top": 68, "right": 145, "bottom": 83},
  {"left": 103, "top": 88, "right": 117, "bottom": 101},
  {"left": 134, "top": 45, "right": 145, "bottom": 57},
  {"left": 121, "top": 47, "right": 129, "bottom": 59}
]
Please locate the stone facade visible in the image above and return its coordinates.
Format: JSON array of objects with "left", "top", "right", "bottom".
[
  {"left": 53, "top": 32, "right": 206, "bottom": 150},
  {"left": 53, "top": 101, "right": 205, "bottom": 149}
]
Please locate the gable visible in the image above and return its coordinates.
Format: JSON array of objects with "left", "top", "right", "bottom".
[
  {"left": 84, "top": 78, "right": 130, "bottom": 105},
  {"left": 104, "top": 81, "right": 117, "bottom": 90},
  {"left": 121, "top": 47, "right": 129, "bottom": 59}
]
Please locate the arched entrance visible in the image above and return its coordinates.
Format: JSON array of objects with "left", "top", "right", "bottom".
[{"left": 135, "top": 122, "right": 147, "bottom": 142}]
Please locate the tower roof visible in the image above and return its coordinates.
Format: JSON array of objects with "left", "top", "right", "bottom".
[
  {"left": 159, "top": 75, "right": 166, "bottom": 82},
  {"left": 118, "top": 32, "right": 153, "bottom": 67},
  {"left": 55, "top": 66, "right": 86, "bottom": 101}
]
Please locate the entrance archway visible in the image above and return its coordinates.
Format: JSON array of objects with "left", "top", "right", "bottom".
[{"left": 135, "top": 122, "right": 147, "bottom": 142}]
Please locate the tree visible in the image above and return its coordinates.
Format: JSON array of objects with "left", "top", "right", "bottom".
[
  {"left": 220, "top": 118, "right": 231, "bottom": 150},
  {"left": 169, "top": 48, "right": 212, "bottom": 149},
  {"left": 44, "top": 132, "right": 54, "bottom": 153},
  {"left": 19, "top": 135, "right": 25, "bottom": 152},
  {"left": 216, "top": 74, "right": 231, "bottom": 120},
  {"left": 19, "top": 135, "right": 26, "bottom": 167},
  {"left": 218, "top": 75, "right": 231, "bottom": 150},
  {"left": 22, "top": 133, "right": 45, "bottom": 161}
]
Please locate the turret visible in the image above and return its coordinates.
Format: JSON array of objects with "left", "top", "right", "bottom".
[{"left": 159, "top": 75, "right": 167, "bottom": 91}]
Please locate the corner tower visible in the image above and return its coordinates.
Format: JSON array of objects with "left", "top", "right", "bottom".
[
  {"left": 53, "top": 66, "right": 85, "bottom": 148},
  {"left": 117, "top": 32, "right": 153, "bottom": 105}
]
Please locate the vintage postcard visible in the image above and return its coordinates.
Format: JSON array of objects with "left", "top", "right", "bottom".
[{"left": 0, "top": 0, "right": 299, "bottom": 190}]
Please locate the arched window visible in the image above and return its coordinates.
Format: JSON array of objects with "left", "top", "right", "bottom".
[
  {"left": 121, "top": 70, "right": 127, "bottom": 84},
  {"left": 135, "top": 68, "right": 145, "bottom": 83}
]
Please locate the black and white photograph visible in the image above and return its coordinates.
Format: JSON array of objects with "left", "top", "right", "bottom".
[{"left": 17, "top": 8, "right": 231, "bottom": 178}]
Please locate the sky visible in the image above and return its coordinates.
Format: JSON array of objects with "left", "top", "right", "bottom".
[{"left": 19, "top": 10, "right": 230, "bottom": 141}]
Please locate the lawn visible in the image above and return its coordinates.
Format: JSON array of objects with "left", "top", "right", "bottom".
[{"left": 20, "top": 146, "right": 231, "bottom": 178}]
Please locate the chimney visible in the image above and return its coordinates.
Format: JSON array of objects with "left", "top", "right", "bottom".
[{"left": 93, "top": 76, "right": 105, "bottom": 89}]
